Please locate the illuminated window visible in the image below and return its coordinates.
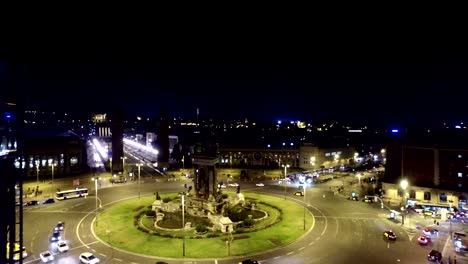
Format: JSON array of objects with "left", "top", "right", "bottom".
[{"left": 459, "top": 172, "right": 463, "bottom": 177}]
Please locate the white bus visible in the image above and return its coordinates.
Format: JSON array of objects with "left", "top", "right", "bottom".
[{"left": 56, "top": 188, "right": 89, "bottom": 200}]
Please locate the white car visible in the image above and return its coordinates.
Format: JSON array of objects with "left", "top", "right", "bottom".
[
  {"left": 39, "top": 250, "right": 54, "bottom": 263},
  {"left": 256, "top": 183, "right": 264, "bottom": 187},
  {"left": 228, "top": 183, "right": 239, "bottom": 187},
  {"left": 57, "top": 240, "right": 69, "bottom": 253},
  {"left": 79, "top": 252, "right": 100, "bottom": 264}
]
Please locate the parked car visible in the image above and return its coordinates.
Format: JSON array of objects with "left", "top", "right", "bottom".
[
  {"left": 347, "top": 196, "right": 359, "bottom": 201},
  {"left": 255, "top": 183, "right": 264, "bottom": 187},
  {"left": 294, "top": 191, "right": 304, "bottom": 196}
]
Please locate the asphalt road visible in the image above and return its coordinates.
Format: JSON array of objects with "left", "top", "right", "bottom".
[{"left": 19, "top": 172, "right": 462, "bottom": 264}]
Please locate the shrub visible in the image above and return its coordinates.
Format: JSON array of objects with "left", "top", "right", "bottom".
[
  {"left": 162, "top": 197, "right": 172, "bottom": 203},
  {"left": 243, "top": 217, "right": 254, "bottom": 227},
  {"left": 145, "top": 210, "right": 156, "bottom": 217},
  {"left": 195, "top": 224, "right": 208, "bottom": 233}
]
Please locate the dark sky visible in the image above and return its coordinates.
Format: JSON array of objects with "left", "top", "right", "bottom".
[{"left": 2, "top": 47, "right": 468, "bottom": 126}]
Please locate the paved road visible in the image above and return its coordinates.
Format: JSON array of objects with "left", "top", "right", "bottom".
[{"left": 18, "top": 172, "right": 466, "bottom": 264}]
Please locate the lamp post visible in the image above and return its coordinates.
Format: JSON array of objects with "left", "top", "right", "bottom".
[
  {"left": 51, "top": 163, "right": 55, "bottom": 194},
  {"left": 121, "top": 156, "right": 127, "bottom": 174},
  {"left": 179, "top": 192, "right": 186, "bottom": 256},
  {"left": 400, "top": 179, "right": 408, "bottom": 225},
  {"left": 92, "top": 177, "right": 101, "bottom": 226},
  {"left": 109, "top": 157, "right": 112, "bottom": 174},
  {"left": 136, "top": 163, "right": 142, "bottom": 199},
  {"left": 282, "top": 164, "right": 290, "bottom": 200},
  {"left": 303, "top": 183, "right": 308, "bottom": 230},
  {"left": 35, "top": 161, "right": 40, "bottom": 185}
]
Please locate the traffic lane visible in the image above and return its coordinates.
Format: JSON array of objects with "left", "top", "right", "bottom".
[{"left": 23, "top": 198, "right": 95, "bottom": 260}]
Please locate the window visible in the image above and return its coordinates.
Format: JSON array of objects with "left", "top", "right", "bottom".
[
  {"left": 440, "top": 193, "right": 447, "bottom": 203},
  {"left": 424, "top": 192, "right": 431, "bottom": 201},
  {"left": 409, "top": 190, "right": 416, "bottom": 199}
]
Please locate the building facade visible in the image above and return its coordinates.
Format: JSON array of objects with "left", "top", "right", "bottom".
[{"left": 384, "top": 135, "right": 468, "bottom": 212}]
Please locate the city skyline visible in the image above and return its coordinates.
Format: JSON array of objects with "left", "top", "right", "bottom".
[{"left": 2, "top": 47, "right": 468, "bottom": 126}]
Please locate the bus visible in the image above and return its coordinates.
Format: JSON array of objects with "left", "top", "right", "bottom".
[
  {"left": 56, "top": 188, "right": 89, "bottom": 200},
  {"left": 6, "top": 242, "right": 28, "bottom": 261}
]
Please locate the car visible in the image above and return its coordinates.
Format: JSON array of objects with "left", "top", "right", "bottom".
[
  {"left": 79, "top": 252, "right": 100, "bottom": 264},
  {"left": 39, "top": 250, "right": 54, "bottom": 263},
  {"left": 427, "top": 249, "right": 442, "bottom": 261},
  {"left": 294, "top": 191, "right": 304, "bottom": 196},
  {"left": 255, "top": 183, "right": 264, "bottom": 187},
  {"left": 57, "top": 240, "right": 69, "bottom": 253},
  {"left": 239, "top": 260, "right": 259, "bottom": 264},
  {"left": 348, "top": 196, "right": 359, "bottom": 201},
  {"left": 24, "top": 200, "right": 39, "bottom": 206},
  {"left": 218, "top": 183, "right": 227, "bottom": 189},
  {"left": 49, "top": 231, "right": 62, "bottom": 242},
  {"left": 228, "top": 183, "right": 239, "bottom": 187},
  {"left": 111, "top": 177, "right": 126, "bottom": 183},
  {"left": 43, "top": 198, "right": 55, "bottom": 204},
  {"left": 383, "top": 230, "right": 397, "bottom": 240},
  {"left": 417, "top": 235, "right": 431, "bottom": 245},
  {"left": 422, "top": 228, "right": 438, "bottom": 236},
  {"left": 362, "top": 197, "right": 374, "bottom": 203},
  {"left": 54, "top": 222, "right": 65, "bottom": 231},
  {"left": 423, "top": 210, "right": 433, "bottom": 216}
]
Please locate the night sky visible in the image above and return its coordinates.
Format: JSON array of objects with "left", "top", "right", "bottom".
[{"left": 2, "top": 46, "right": 467, "bottom": 126}]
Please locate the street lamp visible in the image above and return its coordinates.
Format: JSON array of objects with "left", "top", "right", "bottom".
[
  {"left": 303, "top": 183, "right": 308, "bottom": 230},
  {"left": 109, "top": 157, "right": 113, "bottom": 174},
  {"left": 136, "top": 163, "right": 142, "bottom": 199},
  {"left": 92, "top": 177, "right": 101, "bottom": 226},
  {"left": 51, "top": 162, "right": 56, "bottom": 194},
  {"left": 179, "top": 192, "right": 186, "bottom": 256},
  {"left": 121, "top": 156, "right": 127, "bottom": 174},
  {"left": 282, "top": 164, "right": 290, "bottom": 200},
  {"left": 35, "top": 161, "right": 40, "bottom": 185},
  {"left": 400, "top": 179, "right": 408, "bottom": 225}
]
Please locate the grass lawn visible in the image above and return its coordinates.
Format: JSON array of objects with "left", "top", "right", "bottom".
[{"left": 94, "top": 191, "right": 313, "bottom": 258}]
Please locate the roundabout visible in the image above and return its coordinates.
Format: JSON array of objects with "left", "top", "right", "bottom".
[{"left": 91, "top": 191, "right": 314, "bottom": 259}]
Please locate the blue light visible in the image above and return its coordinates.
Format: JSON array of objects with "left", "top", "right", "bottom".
[
  {"left": 5, "top": 112, "right": 12, "bottom": 119},
  {"left": 391, "top": 129, "right": 399, "bottom": 133}
]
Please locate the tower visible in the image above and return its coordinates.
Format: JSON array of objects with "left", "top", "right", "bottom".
[
  {"left": 156, "top": 110, "right": 169, "bottom": 169},
  {"left": 111, "top": 109, "right": 124, "bottom": 175}
]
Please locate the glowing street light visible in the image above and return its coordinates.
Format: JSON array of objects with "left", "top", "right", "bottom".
[
  {"left": 136, "top": 163, "right": 143, "bottom": 199},
  {"left": 400, "top": 179, "right": 409, "bottom": 225},
  {"left": 92, "top": 177, "right": 101, "bottom": 226},
  {"left": 282, "top": 164, "right": 290, "bottom": 200},
  {"left": 178, "top": 191, "right": 187, "bottom": 256},
  {"left": 35, "top": 161, "right": 40, "bottom": 185}
]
